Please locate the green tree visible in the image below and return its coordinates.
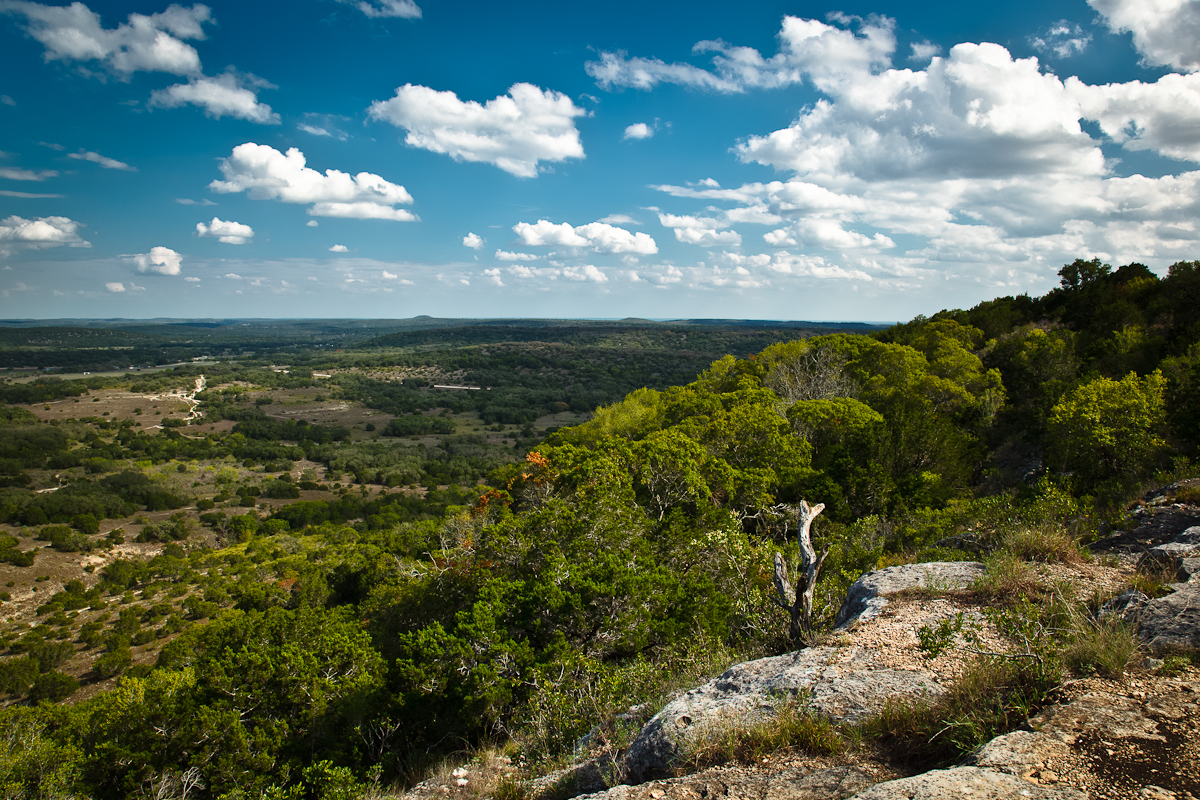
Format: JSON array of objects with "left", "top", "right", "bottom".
[{"left": 1047, "top": 370, "right": 1168, "bottom": 489}]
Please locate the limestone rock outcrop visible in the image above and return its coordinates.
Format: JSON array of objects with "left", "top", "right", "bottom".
[
  {"left": 617, "top": 647, "right": 944, "bottom": 784},
  {"left": 832, "top": 561, "right": 985, "bottom": 629}
]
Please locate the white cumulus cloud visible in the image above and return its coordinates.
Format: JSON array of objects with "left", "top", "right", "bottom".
[
  {"left": 105, "top": 281, "right": 125, "bottom": 292},
  {"left": 499, "top": 263, "right": 608, "bottom": 283},
  {"left": 0, "top": 214, "right": 89, "bottom": 255},
  {"left": 1069, "top": 72, "right": 1200, "bottom": 162},
  {"left": 586, "top": 13, "right": 895, "bottom": 94},
  {"left": 623, "top": 122, "right": 654, "bottom": 140},
  {"left": 209, "top": 143, "right": 416, "bottom": 221},
  {"left": 368, "top": 82, "right": 586, "bottom": 177},
  {"left": 150, "top": 69, "right": 279, "bottom": 124},
  {"left": 495, "top": 249, "right": 539, "bottom": 261},
  {"left": 462, "top": 232, "right": 483, "bottom": 249},
  {"left": 196, "top": 216, "right": 253, "bottom": 244},
  {"left": 0, "top": 1, "right": 211, "bottom": 77},
  {"left": 329, "top": 244, "right": 349, "bottom": 252},
  {"left": 67, "top": 150, "right": 135, "bottom": 170},
  {"left": 1089, "top": 0, "right": 1200, "bottom": 72},
  {"left": 657, "top": 212, "right": 742, "bottom": 247},
  {"left": 626, "top": 11, "right": 1200, "bottom": 290},
  {"left": 130, "top": 245, "right": 182, "bottom": 275},
  {"left": 513, "top": 219, "right": 658, "bottom": 254},
  {"left": 561, "top": 265, "right": 608, "bottom": 282}
]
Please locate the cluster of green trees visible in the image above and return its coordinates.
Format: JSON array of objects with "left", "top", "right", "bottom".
[{"left": 0, "top": 260, "right": 1197, "bottom": 799}]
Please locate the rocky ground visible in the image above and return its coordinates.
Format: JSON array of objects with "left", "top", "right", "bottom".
[{"left": 403, "top": 485, "right": 1200, "bottom": 800}]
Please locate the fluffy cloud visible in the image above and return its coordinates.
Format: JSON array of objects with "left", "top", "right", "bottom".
[
  {"left": 736, "top": 41, "right": 1101, "bottom": 184},
  {"left": 105, "top": 282, "right": 125, "bottom": 292},
  {"left": 150, "top": 69, "right": 279, "bottom": 124},
  {"left": 500, "top": 263, "right": 608, "bottom": 282},
  {"left": 67, "top": 150, "right": 135, "bottom": 170},
  {"left": 462, "top": 232, "right": 483, "bottom": 249},
  {"left": 1068, "top": 72, "right": 1200, "bottom": 162},
  {"left": 562, "top": 265, "right": 608, "bottom": 282},
  {"left": 622, "top": 12, "right": 1200, "bottom": 289},
  {"left": 131, "top": 245, "right": 182, "bottom": 275},
  {"left": 329, "top": 244, "right": 349, "bottom": 252},
  {"left": 368, "top": 82, "right": 585, "bottom": 177},
  {"left": 586, "top": 13, "right": 895, "bottom": 94},
  {"left": 763, "top": 219, "right": 894, "bottom": 250},
  {"left": 513, "top": 219, "right": 658, "bottom": 254},
  {"left": 657, "top": 212, "right": 741, "bottom": 247},
  {"left": 0, "top": 1, "right": 211, "bottom": 77},
  {"left": 1088, "top": 0, "right": 1200, "bottom": 72},
  {"left": 209, "top": 143, "right": 416, "bottom": 221},
  {"left": 624, "top": 122, "right": 654, "bottom": 140},
  {"left": 336, "top": 0, "right": 421, "bottom": 18},
  {"left": 495, "top": 249, "right": 538, "bottom": 261},
  {"left": 0, "top": 214, "right": 89, "bottom": 254},
  {"left": 0, "top": 167, "right": 58, "bottom": 180},
  {"left": 757, "top": 251, "right": 873, "bottom": 281},
  {"left": 196, "top": 216, "right": 253, "bottom": 244},
  {"left": 379, "top": 270, "right": 413, "bottom": 284},
  {"left": 1029, "top": 20, "right": 1092, "bottom": 59}
]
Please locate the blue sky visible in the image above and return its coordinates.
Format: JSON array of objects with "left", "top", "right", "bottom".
[{"left": 1, "top": 0, "right": 1198, "bottom": 321}]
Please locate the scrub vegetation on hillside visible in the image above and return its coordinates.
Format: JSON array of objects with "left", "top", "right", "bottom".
[{"left": 0, "top": 260, "right": 1197, "bottom": 799}]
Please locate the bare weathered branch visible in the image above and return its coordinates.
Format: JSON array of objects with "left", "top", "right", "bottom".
[
  {"left": 772, "top": 499, "right": 827, "bottom": 643},
  {"left": 773, "top": 551, "right": 795, "bottom": 608}
]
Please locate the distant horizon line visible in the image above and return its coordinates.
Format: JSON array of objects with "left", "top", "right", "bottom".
[{"left": 0, "top": 315, "right": 899, "bottom": 326}]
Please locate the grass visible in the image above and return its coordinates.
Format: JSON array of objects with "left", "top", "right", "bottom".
[
  {"left": 1064, "top": 617, "right": 1141, "bottom": 678},
  {"left": 859, "top": 654, "right": 1060, "bottom": 768},
  {"left": 1173, "top": 483, "right": 1200, "bottom": 505},
  {"left": 1000, "top": 524, "right": 1089, "bottom": 564},
  {"left": 1132, "top": 560, "right": 1182, "bottom": 598},
  {"left": 971, "top": 550, "right": 1044, "bottom": 600},
  {"left": 676, "top": 697, "right": 844, "bottom": 772}
]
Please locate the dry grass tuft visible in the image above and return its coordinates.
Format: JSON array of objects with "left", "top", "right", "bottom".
[{"left": 677, "top": 698, "right": 843, "bottom": 772}]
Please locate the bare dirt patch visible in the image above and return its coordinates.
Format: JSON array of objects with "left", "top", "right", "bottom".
[{"left": 27, "top": 389, "right": 193, "bottom": 427}]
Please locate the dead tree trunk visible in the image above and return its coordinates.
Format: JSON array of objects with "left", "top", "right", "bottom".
[{"left": 772, "top": 500, "right": 827, "bottom": 643}]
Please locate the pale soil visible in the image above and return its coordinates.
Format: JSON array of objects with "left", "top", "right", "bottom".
[{"left": 1022, "top": 674, "right": 1200, "bottom": 800}]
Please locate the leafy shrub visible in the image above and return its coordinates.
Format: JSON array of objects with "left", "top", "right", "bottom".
[
  {"left": 136, "top": 514, "right": 191, "bottom": 543},
  {"left": 94, "top": 645, "right": 132, "bottom": 678},
  {"left": 28, "top": 670, "right": 79, "bottom": 702}
]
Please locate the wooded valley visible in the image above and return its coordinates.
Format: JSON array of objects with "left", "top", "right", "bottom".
[{"left": 0, "top": 258, "right": 1198, "bottom": 800}]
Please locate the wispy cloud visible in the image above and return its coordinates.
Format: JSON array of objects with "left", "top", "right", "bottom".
[{"left": 67, "top": 149, "right": 135, "bottom": 170}]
